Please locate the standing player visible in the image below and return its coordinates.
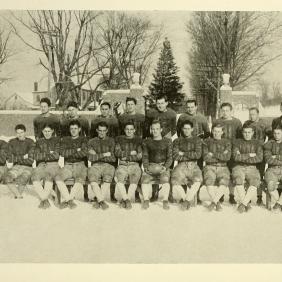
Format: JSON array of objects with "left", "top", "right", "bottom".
[
  {"left": 264, "top": 126, "right": 282, "bottom": 210},
  {"left": 118, "top": 97, "right": 146, "bottom": 138},
  {"left": 145, "top": 95, "right": 176, "bottom": 139},
  {"left": 0, "top": 139, "right": 8, "bottom": 185},
  {"left": 32, "top": 124, "right": 61, "bottom": 209},
  {"left": 171, "top": 120, "right": 202, "bottom": 210},
  {"left": 232, "top": 123, "right": 263, "bottom": 213},
  {"left": 90, "top": 102, "right": 119, "bottom": 138},
  {"left": 271, "top": 101, "right": 282, "bottom": 131},
  {"left": 33, "top": 98, "right": 61, "bottom": 140},
  {"left": 203, "top": 124, "right": 232, "bottom": 211},
  {"left": 6, "top": 124, "right": 35, "bottom": 199},
  {"left": 88, "top": 122, "right": 116, "bottom": 210},
  {"left": 61, "top": 101, "right": 90, "bottom": 137},
  {"left": 114, "top": 122, "right": 142, "bottom": 209},
  {"left": 243, "top": 107, "right": 268, "bottom": 206},
  {"left": 213, "top": 102, "right": 242, "bottom": 205},
  {"left": 177, "top": 99, "right": 210, "bottom": 138},
  {"left": 141, "top": 120, "right": 173, "bottom": 210},
  {"left": 56, "top": 120, "right": 88, "bottom": 209}
]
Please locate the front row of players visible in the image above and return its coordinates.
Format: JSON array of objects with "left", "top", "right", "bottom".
[{"left": 2, "top": 119, "right": 282, "bottom": 213}]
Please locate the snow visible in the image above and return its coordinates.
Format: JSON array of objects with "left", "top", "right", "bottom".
[{"left": 1, "top": 184, "right": 282, "bottom": 263}]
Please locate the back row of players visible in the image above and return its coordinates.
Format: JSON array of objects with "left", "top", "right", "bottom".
[{"left": 1, "top": 95, "right": 282, "bottom": 213}]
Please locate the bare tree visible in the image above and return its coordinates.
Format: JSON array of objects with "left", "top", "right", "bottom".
[
  {"left": 9, "top": 10, "right": 108, "bottom": 108},
  {"left": 187, "top": 11, "right": 282, "bottom": 116},
  {"left": 93, "top": 11, "right": 162, "bottom": 90},
  {"left": 0, "top": 27, "right": 12, "bottom": 85}
]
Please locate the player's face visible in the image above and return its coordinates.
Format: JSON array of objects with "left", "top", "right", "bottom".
[
  {"left": 151, "top": 123, "right": 162, "bottom": 138},
  {"left": 100, "top": 105, "right": 110, "bottom": 117},
  {"left": 40, "top": 102, "right": 49, "bottom": 114},
  {"left": 242, "top": 128, "right": 254, "bottom": 141},
  {"left": 274, "top": 129, "right": 282, "bottom": 142},
  {"left": 249, "top": 110, "right": 259, "bottom": 122},
  {"left": 182, "top": 124, "right": 193, "bottom": 137},
  {"left": 70, "top": 125, "right": 81, "bottom": 138},
  {"left": 97, "top": 126, "right": 108, "bottom": 139},
  {"left": 221, "top": 106, "right": 232, "bottom": 119},
  {"left": 156, "top": 98, "right": 168, "bottom": 112},
  {"left": 186, "top": 103, "right": 197, "bottom": 115},
  {"left": 42, "top": 127, "right": 54, "bottom": 139},
  {"left": 68, "top": 106, "right": 78, "bottom": 118},
  {"left": 16, "top": 129, "right": 26, "bottom": 140},
  {"left": 124, "top": 125, "right": 135, "bottom": 138},
  {"left": 212, "top": 127, "right": 223, "bottom": 140},
  {"left": 126, "top": 101, "right": 136, "bottom": 114}
]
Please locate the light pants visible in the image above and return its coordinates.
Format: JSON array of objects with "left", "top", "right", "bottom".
[
  {"left": 141, "top": 183, "right": 170, "bottom": 201},
  {"left": 173, "top": 182, "right": 201, "bottom": 202},
  {"left": 90, "top": 182, "right": 111, "bottom": 203},
  {"left": 115, "top": 183, "right": 137, "bottom": 202},
  {"left": 207, "top": 185, "right": 226, "bottom": 204},
  {"left": 235, "top": 185, "right": 257, "bottom": 206},
  {"left": 56, "top": 181, "right": 83, "bottom": 202},
  {"left": 269, "top": 190, "right": 282, "bottom": 206},
  {"left": 33, "top": 181, "right": 54, "bottom": 201}
]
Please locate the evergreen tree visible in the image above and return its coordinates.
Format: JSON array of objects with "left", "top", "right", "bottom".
[{"left": 149, "top": 38, "right": 184, "bottom": 106}]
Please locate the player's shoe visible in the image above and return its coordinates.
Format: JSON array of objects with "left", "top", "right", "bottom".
[
  {"left": 68, "top": 200, "right": 77, "bottom": 209},
  {"left": 207, "top": 202, "right": 216, "bottom": 211},
  {"left": 119, "top": 200, "right": 126, "bottom": 208},
  {"left": 44, "top": 199, "right": 51, "bottom": 209},
  {"left": 92, "top": 200, "right": 100, "bottom": 209},
  {"left": 142, "top": 200, "right": 149, "bottom": 210},
  {"left": 163, "top": 200, "right": 169, "bottom": 210},
  {"left": 125, "top": 199, "right": 132, "bottom": 210},
  {"left": 229, "top": 194, "right": 236, "bottom": 205},
  {"left": 237, "top": 203, "right": 246, "bottom": 213},
  {"left": 38, "top": 201, "right": 45, "bottom": 209},
  {"left": 180, "top": 200, "right": 190, "bottom": 210},
  {"left": 245, "top": 202, "right": 252, "bottom": 212},
  {"left": 273, "top": 203, "right": 281, "bottom": 210},
  {"left": 59, "top": 201, "right": 68, "bottom": 209},
  {"left": 256, "top": 196, "right": 263, "bottom": 206},
  {"left": 99, "top": 201, "right": 109, "bottom": 210},
  {"left": 216, "top": 202, "right": 222, "bottom": 211}
]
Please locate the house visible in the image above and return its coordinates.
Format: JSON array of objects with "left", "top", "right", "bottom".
[
  {"left": 2, "top": 92, "right": 35, "bottom": 110},
  {"left": 32, "top": 81, "right": 102, "bottom": 109}
]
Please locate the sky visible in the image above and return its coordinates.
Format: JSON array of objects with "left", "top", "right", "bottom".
[{"left": 0, "top": 10, "right": 192, "bottom": 101}]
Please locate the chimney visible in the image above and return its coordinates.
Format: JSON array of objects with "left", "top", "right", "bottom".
[{"left": 34, "top": 82, "right": 38, "bottom": 92}]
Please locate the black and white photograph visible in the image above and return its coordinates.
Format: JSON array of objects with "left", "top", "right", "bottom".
[{"left": 1, "top": 1, "right": 282, "bottom": 278}]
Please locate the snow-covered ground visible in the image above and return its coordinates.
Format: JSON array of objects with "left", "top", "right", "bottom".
[{"left": 1, "top": 184, "right": 282, "bottom": 263}]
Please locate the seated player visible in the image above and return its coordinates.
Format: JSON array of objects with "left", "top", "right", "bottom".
[
  {"left": 0, "top": 139, "right": 8, "bottom": 185},
  {"left": 32, "top": 124, "right": 61, "bottom": 209},
  {"left": 141, "top": 120, "right": 173, "bottom": 210},
  {"left": 171, "top": 120, "right": 202, "bottom": 210},
  {"left": 56, "top": 120, "right": 88, "bottom": 209},
  {"left": 203, "top": 124, "right": 231, "bottom": 211},
  {"left": 88, "top": 121, "right": 116, "bottom": 210},
  {"left": 6, "top": 124, "right": 35, "bottom": 199},
  {"left": 232, "top": 123, "right": 263, "bottom": 213},
  {"left": 264, "top": 126, "right": 282, "bottom": 210},
  {"left": 114, "top": 121, "right": 142, "bottom": 209}
]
